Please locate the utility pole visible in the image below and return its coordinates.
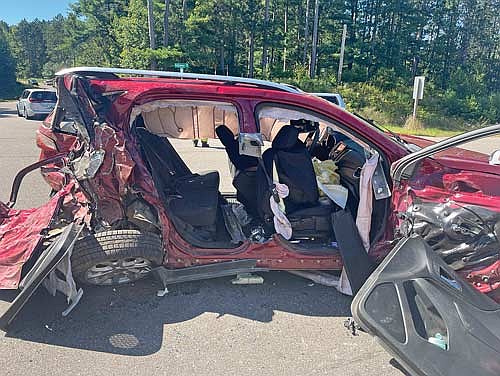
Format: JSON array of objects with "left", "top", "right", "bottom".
[
  {"left": 309, "top": 0, "right": 319, "bottom": 78},
  {"left": 261, "top": 0, "right": 270, "bottom": 74},
  {"left": 147, "top": 0, "right": 156, "bottom": 69},
  {"left": 283, "top": 2, "right": 288, "bottom": 72},
  {"left": 303, "top": 0, "right": 310, "bottom": 64},
  {"left": 163, "top": 0, "right": 170, "bottom": 47},
  {"left": 337, "top": 24, "right": 347, "bottom": 83},
  {"left": 180, "top": 0, "right": 187, "bottom": 44}
]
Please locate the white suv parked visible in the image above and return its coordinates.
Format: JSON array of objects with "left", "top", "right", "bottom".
[
  {"left": 16, "top": 89, "right": 57, "bottom": 120},
  {"left": 311, "top": 93, "right": 346, "bottom": 108}
]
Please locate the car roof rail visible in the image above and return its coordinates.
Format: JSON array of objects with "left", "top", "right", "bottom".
[{"left": 55, "top": 66, "right": 302, "bottom": 94}]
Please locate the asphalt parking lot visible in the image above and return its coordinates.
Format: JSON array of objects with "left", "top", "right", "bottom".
[{"left": 0, "top": 100, "right": 495, "bottom": 376}]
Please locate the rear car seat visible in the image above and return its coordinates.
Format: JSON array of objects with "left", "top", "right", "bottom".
[{"left": 216, "top": 125, "right": 259, "bottom": 217}]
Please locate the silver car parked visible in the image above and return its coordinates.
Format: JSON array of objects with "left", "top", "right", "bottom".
[
  {"left": 311, "top": 93, "right": 346, "bottom": 108},
  {"left": 16, "top": 89, "right": 57, "bottom": 120}
]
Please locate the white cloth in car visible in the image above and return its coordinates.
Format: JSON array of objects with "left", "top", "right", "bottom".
[
  {"left": 270, "top": 157, "right": 292, "bottom": 239},
  {"left": 270, "top": 182, "right": 292, "bottom": 240},
  {"left": 336, "top": 151, "right": 379, "bottom": 295}
]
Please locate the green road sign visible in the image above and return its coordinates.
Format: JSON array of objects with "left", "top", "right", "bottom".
[{"left": 174, "top": 63, "right": 189, "bottom": 69}]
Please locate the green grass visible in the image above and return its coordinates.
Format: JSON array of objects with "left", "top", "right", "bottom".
[
  {"left": 354, "top": 106, "right": 482, "bottom": 137},
  {"left": 385, "top": 125, "right": 462, "bottom": 137}
]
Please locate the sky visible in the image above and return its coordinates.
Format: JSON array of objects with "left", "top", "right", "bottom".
[{"left": 0, "top": 0, "right": 75, "bottom": 25}]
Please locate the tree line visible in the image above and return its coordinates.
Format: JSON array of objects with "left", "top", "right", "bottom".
[{"left": 1, "top": 0, "right": 499, "bottom": 125}]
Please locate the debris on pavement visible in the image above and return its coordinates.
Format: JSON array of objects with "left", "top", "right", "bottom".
[
  {"left": 288, "top": 270, "right": 340, "bottom": 287},
  {"left": 231, "top": 273, "right": 264, "bottom": 285},
  {"left": 156, "top": 286, "right": 169, "bottom": 297}
]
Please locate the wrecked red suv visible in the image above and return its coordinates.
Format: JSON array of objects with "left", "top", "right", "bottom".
[{"left": 1, "top": 67, "right": 499, "bottom": 338}]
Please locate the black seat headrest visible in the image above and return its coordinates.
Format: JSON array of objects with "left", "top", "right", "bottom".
[
  {"left": 272, "top": 125, "right": 300, "bottom": 150},
  {"left": 215, "top": 124, "right": 235, "bottom": 147}
]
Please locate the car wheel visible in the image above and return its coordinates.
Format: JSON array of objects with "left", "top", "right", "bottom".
[
  {"left": 23, "top": 107, "right": 33, "bottom": 120},
  {"left": 16, "top": 105, "right": 22, "bottom": 117},
  {"left": 71, "top": 229, "right": 164, "bottom": 286}
]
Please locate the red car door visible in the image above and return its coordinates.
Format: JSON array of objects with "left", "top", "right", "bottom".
[{"left": 391, "top": 124, "right": 500, "bottom": 300}]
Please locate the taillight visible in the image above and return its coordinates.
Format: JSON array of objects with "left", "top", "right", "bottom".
[
  {"left": 36, "top": 132, "right": 58, "bottom": 151},
  {"left": 29, "top": 97, "right": 42, "bottom": 103}
]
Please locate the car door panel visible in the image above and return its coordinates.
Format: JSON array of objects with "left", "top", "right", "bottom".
[
  {"left": 0, "top": 223, "right": 82, "bottom": 330},
  {"left": 0, "top": 181, "right": 72, "bottom": 289},
  {"left": 352, "top": 235, "right": 500, "bottom": 376}
]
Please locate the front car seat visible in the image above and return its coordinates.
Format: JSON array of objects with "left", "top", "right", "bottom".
[{"left": 256, "top": 125, "right": 335, "bottom": 239}]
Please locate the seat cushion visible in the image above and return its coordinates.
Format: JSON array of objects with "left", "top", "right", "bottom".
[
  {"left": 288, "top": 203, "right": 332, "bottom": 218},
  {"left": 169, "top": 171, "right": 220, "bottom": 227},
  {"left": 287, "top": 203, "right": 335, "bottom": 239},
  {"left": 256, "top": 125, "right": 320, "bottom": 222},
  {"left": 233, "top": 170, "right": 258, "bottom": 217},
  {"left": 274, "top": 148, "right": 319, "bottom": 211}
]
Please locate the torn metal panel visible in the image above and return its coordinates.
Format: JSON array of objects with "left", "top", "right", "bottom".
[
  {"left": 466, "top": 259, "right": 500, "bottom": 296},
  {"left": 85, "top": 123, "right": 136, "bottom": 225},
  {"left": 406, "top": 201, "right": 500, "bottom": 271},
  {"left": 0, "top": 184, "right": 74, "bottom": 289},
  {"left": 71, "top": 149, "right": 105, "bottom": 180},
  {"left": 0, "top": 223, "right": 83, "bottom": 330},
  {"left": 52, "top": 76, "right": 92, "bottom": 142}
]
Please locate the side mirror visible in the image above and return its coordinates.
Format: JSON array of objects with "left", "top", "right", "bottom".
[
  {"left": 239, "top": 133, "right": 264, "bottom": 158},
  {"left": 489, "top": 150, "right": 500, "bottom": 165}
]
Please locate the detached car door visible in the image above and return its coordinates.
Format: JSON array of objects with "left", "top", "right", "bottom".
[
  {"left": 351, "top": 235, "right": 500, "bottom": 376},
  {"left": 0, "top": 156, "right": 82, "bottom": 330}
]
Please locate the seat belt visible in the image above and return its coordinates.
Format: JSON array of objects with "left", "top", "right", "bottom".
[
  {"left": 258, "top": 154, "right": 292, "bottom": 239},
  {"left": 257, "top": 157, "right": 280, "bottom": 204},
  {"left": 307, "top": 129, "right": 320, "bottom": 154},
  {"left": 272, "top": 156, "right": 286, "bottom": 213}
]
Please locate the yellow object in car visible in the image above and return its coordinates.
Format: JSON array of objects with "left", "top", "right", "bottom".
[{"left": 313, "top": 159, "right": 340, "bottom": 185}]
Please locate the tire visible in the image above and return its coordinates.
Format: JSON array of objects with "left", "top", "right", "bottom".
[
  {"left": 23, "top": 107, "right": 33, "bottom": 120},
  {"left": 71, "top": 229, "right": 164, "bottom": 286},
  {"left": 16, "top": 105, "right": 22, "bottom": 117}
]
